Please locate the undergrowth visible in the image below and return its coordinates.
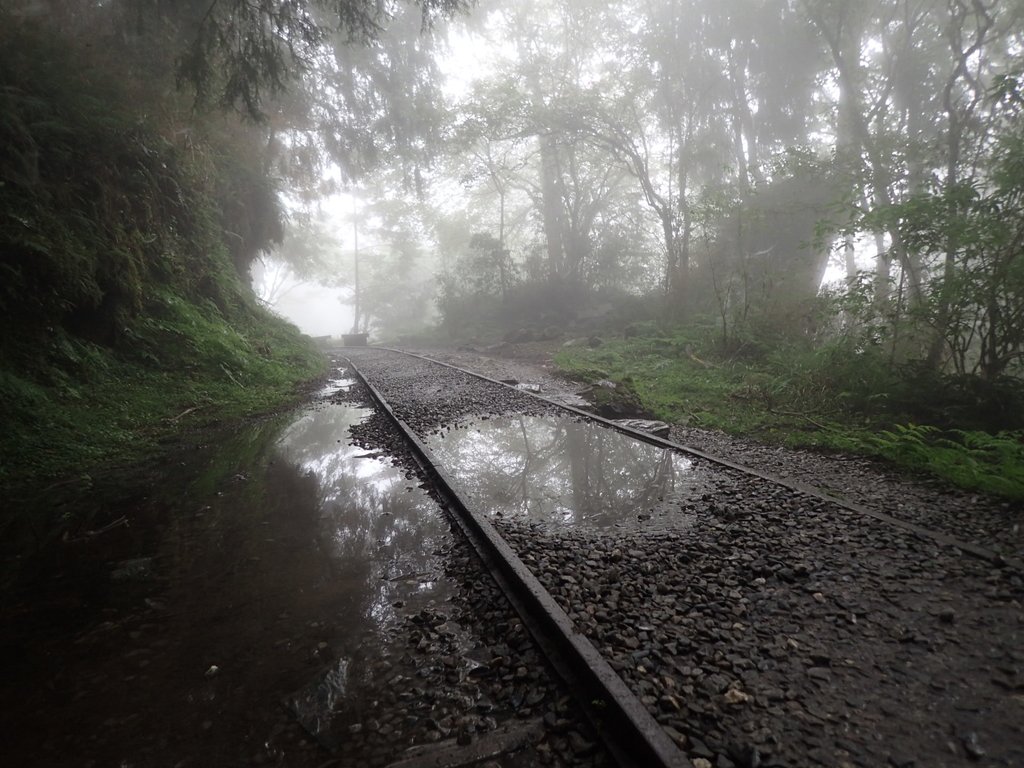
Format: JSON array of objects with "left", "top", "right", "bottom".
[
  {"left": 0, "top": 24, "right": 326, "bottom": 500},
  {"left": 555, "top": 337, "right": 1024, "bottom": 500},
  {"left": 0, "top": 288, "right": 325, "bottom": 499},
  {"left": 866, "top": 425, "right": 1024, "bottom": 499}
]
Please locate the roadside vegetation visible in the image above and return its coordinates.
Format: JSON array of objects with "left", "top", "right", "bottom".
[
  {"left": 0, "top": 22, "right": 325, "bottom": 498},
  {"left": 555, "top": 330, "right": 1024, "bottom": 500}
]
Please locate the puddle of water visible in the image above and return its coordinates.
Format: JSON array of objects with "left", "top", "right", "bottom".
[
  {"left": 0, "top": 397, "right": 460, "bottom": 766},
  {"left": 276, "top": 402, "right": 454, "bottom": 636},
  {"left": 428, "top": 415, "right": 701, "bottom": 530},
  {"left": 317, "top": 375, "right": 356, "bottom": 397}
]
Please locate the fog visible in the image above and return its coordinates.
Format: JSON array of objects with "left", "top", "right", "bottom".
[
  {"left": 8, "top": 0, "right": 1019, "bottom": 378},
  {"left": 237, "top": 0, "right": 1021, "bottom": 380},
  {"left": 276, "top": 283, "right": 353, "bottom": 338},
  {"left": 4, "top": 5, "right": 1024, "bottom": 766}
]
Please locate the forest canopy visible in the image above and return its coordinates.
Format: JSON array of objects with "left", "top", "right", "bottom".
[{"left": 293, "top": 0, "right": 1024, "bottom": 436}]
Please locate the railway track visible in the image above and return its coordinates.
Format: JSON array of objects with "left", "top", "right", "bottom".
[
  {"left": 347, "top": 355, "right": 690, "bottom": 768},
  {"left": 343, "top": 346, "right": 1024, "bottom": 768},
  {"left": 376, "top": 347, "right": 1022, "bottom": 573}
]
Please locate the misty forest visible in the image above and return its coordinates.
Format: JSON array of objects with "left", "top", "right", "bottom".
[
  {"left": 4, "top": 0, "right": 1024, "bottom": 499},
  {"left": 3, "top": 1, "right": 1024, "bottom": 766}
]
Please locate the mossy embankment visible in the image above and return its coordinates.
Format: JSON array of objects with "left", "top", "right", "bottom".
[
  {"left": 0, "top": 25, "right": 326, "bottom": 501},
  {"left": 556, "top": 335, "right": 1024, "bottom": 500}
]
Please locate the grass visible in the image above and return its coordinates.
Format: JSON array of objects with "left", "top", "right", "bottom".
[
  {"left": 555, "top": 337, "right": 1024, "bottom": 500},
  {"left": 865, "top": 425, "right": 1024, "bottom": 499},
  {"left": 0, "top": 292, "right": 326, "bottom": 500},
  {"left": 556, "top": 338, "right": 855, "bottom": 439}
]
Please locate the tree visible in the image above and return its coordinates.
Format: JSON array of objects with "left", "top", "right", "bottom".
[
  {"left": 802, "top": 0, "right": 1022, "bottom": 365},
  {"left": 175, "top": 0, "right": 467, "bottom": 120},
  {"left": 877, "top": 129, "right": 1024, "bottom": 382}
]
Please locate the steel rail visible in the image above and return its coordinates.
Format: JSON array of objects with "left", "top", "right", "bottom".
[
  {"left": 375, "top": 346, "right": 1022, "bottom": 573},
  {"left": 344, "top": 356, "right": 692, "bottom": 768}
]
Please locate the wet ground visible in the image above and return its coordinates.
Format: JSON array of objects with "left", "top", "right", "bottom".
[
  {"left": 0, "top": 369, "right": 606, "bottom": 768},
  {"left": 8, "top": 342, "right": 1020, "bottom": 768},
  {"left": 345, "top": 346, "right": 1024, "bottom": 768},
  {"left": 428, "top": 415, "right": 703, "bottom": 531},
  {"left": 0, "top": 376, "right": 441, "bottom": 765}
]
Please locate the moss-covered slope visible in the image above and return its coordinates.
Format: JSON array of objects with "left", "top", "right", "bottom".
[{"left": 0, "top": 24, "right": 325, "bottom": 496}]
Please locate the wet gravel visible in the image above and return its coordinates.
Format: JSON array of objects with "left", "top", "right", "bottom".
[
  {"left": 345, "top": 346, "right": 1024, "bottom": 768},
  {"left": 406, "top": 345, "right": 1023, "bottom": 560},
  {"left": 666, "top": 426, "right": 1023, "bottom": 561},
  {"left": 330, "top": 362, "right": 610, "bottom": 767}
]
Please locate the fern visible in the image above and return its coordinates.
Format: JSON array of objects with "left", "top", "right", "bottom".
[{"left": 869, "top": 425, "right": 1024, "bottom": 499}]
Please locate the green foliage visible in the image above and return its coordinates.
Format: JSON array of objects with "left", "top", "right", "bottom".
[
  {"left": 1, "top": 29, "right": 139, "bottom": 347},
  {"left": 0, "top": 292, "right": 325, "bottom": 495},
  {"left": 866, "top": 132, "right": 1024, "bottom": 382},
  {"left": 0, "top": 23, "right": 326, "bottom": 496},
  {"left": 435, "top": 231, "right": 514, "bottom": 334},
  {"left": 176, "top": 0, "right": 466, "bottom": 120},
  {"left": 555, "top": 337, "right": 1024, "bottom": 499},
  {"left": 866, "top": 425, "right": 1024, "bottom": 500},
  {"left": 0, "top": 24, "right": 284, "bottom": 361}
]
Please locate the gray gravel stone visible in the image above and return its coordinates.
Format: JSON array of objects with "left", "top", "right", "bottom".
[{"left": 343, "top": 346, "right": 1024, "bottom": 768}]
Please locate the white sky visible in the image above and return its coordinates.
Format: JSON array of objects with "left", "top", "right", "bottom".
[
  {"left": 257, "top": 187, "right": 380, "bottom": 337},
  {"left": 273, "top": 282, "right": 353, "bottom": 337}
]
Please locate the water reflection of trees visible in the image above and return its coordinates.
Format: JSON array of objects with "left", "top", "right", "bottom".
[
  {"left": 429, "top": 416, "right": 691, "bottom": 527},
  {"left": 276, "top": 404, "right": 451, "bottom": 636}
]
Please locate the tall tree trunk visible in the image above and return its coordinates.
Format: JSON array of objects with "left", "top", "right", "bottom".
[
  {"left": 498, "top": 186, "right": 505, "bottom": 251},
  {"left": 678, "top": 161, "right": 692, "bottom": 298},
  {"left": 926, "top": 0, "right": 992, "bottom": 370},
  {"left": 843, "top": 233, "right": 857, "bottom": 287},
  {"left": 537, "top": 132, "right": 566, "bottom": 279},
  {"left": 521, "top": 43, "right": 567, "bottom": 283},
  {"left": 925, "top": 107, "right": 961, "bottom": 370},
  {"left": 845, "top": 62, "right": 921, "bottom": 305},
  {"left": 661, "top": 210, "right": 687, "bottom": 313},
  {"left": 809, "top": 4, "right": 925, "bottom": 310},
  {"left": 872, "top": 232, "right": 891, "bottom": 310},
  {"left": 726, "top": 44, "right": 763, "bottom": 189}
]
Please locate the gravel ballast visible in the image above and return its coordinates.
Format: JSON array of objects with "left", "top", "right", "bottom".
[
  {"left": 328, "top": 358, "right": 612, "bottom": 768},
  {"left": 344, "top": 346, "right": 1024, "bottom": 768},
  {"left": 400, "top": 346, "right": 1023, "bottom": 561}
]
